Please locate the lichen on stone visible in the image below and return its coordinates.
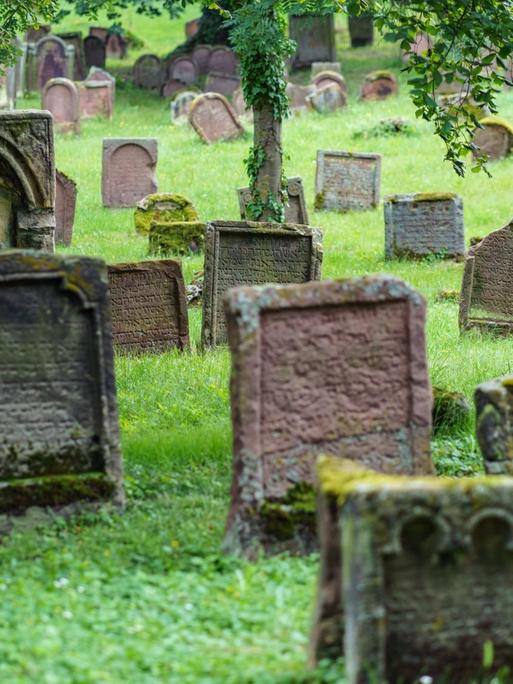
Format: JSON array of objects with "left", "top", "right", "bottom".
[{"left": 134, "top": 193, "right": 199, "bottom": 235}]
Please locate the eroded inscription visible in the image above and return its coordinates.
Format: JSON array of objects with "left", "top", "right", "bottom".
[{"left": 316, "top": 151, "right": 381, "bottom": 212}]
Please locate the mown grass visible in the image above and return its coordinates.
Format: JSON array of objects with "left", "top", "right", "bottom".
[{"left": 4, "top": 5, "right": 513, "bottom": 682}]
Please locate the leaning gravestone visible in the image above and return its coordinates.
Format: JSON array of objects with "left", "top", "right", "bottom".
[
  {"left": 84, "top": 35, "right": 106, "bottom": 69},
  {"left": 238, "top": 177, "right": 309, "bottom": 225},
  {"left": 360, "top": 70, "right": 399, "bottom": 100},
  {"left": 189, "top": 93, "right": 244, "bottom": 144},
  {"left": 0, "top": 111, "right": 55, "bottom": 251},
  {"left": 78, "top": 80, "right": 113, "bottom": 119},
  {"left": 41, "top": 77, "right": 80, "bottom": 133},
  {"left": 472, "top": 117, "right": 513, "bottom": 161},
  {"left": 475, "top": 375, "right": 513, "bottom": 475},
  {"left": 459, "top": 219, "right": 513, "bottom": 334},
  {"left": 192, "top": 45, "right": 212, "bottom": 75},
  {"left": 289, "top": 14, "right": 336, "bottom": 68},
  {"left": 205, "top": 72, "right": 240, "bottom": 97},
  {"left": 108, "top": 260, "right": 189, "bottom": 354},
  {"left": 286, "top": 83, "right": 317, "bottom": 110},
  {"left": 202, "top": 220, "right": 323, "bottom": 348},
  {"left": 315, "top": 458, "right": 513, "bottom": 683},
  {"left": 208, "top": 47, "right": 238, "bottom": 75},
  {"left": 170, "top": 91, "right": 198, "bottom": 123},
  {"left": 35, "top": 35, "right": 73, "bottom": 89},
  {"left": 315, "top": 150, "right": 381, "bottom": 212},
  {"left": 55, "top": 170, "right": 77, "bottom": 246},
  {"left": 168, "top": 55, "right": 198, "bottom": 85},
  {"left": 306, "top": 83, "right": 346, "bottom": 114},
  {"left": 102, "top": 139, "right": 158, "bottom": 208},
  {"left": 384, "top": 193, "right": 465, "bottom": 260},
  {"left": 133, "top": 54, "right": 162, "bottom": 90},
  {"left": 348, "top": 15, "right": 374, "bottom": 47},
  {"left": 134, "top": 193, "right": 199, "bottom": 234},
  {"left": 0, "top": 250, "right": 123, "bottom": 531},
  {"left": 222, "top": 276, "right": 433, "bottom": 559}
]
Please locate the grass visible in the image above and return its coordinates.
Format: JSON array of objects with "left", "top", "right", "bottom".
[{"left": 5, "top": 6, "right": 513, "bottom": 682}]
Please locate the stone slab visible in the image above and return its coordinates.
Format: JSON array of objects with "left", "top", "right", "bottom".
[
  {"left": 84, "top": 35, "right": 106, "bottom": 69},
  {"left": 238, "top": 177, "right": 309, "bottom": 225},
  {"left": 205, "top": 72, "right": 240, "bottom": 97},
  {"left": 289, "top": 15, "right": 336, "bottom": 68},
  {"left": 78, "top": 80, "right": 113, "bottom": 119},
  {"left": 133, "top": 54, "right": 162, "bottom": 90},
  {"left": 315, "top": 150, "right": 381, "bottom": 212},
  {"left": 41, "top": 77, "right": 80, "bottom": 133},
  {"left": 189, "top": 93, "right": 244, "bottom": 144},
  {"left": 55, "top": 170, "right": 77, "bottom": 246},
  {"left": 102, "top": 138, "right": 158, "bottom": 208}
]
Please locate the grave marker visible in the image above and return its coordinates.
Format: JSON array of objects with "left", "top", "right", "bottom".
[
  {"left": 168, "top": 55, "right": 198, "bottom": 85},
  {"left": 205, "top": 72, "right": 240, "bottom": 97},
  {"left": 161, "top": 79, "right": 187, "bottom": 98},
  {"left": 42, "top": 77, "right": 80, "bottom": 133},
  {"left": 312, "top": 70, "right": 347, "bottom": 94},
  {"left": 315, "top": 150, "right": 381, "bottom": 212},
  {"left": 133, "top": 54, "right": 162, "bottom": 90},
  {"left": 134, "top": 193, "right": 199, "bottom": 235},
  {"left": 55, "top": 170, "right": 77, "bottom": 246},
  {"left": 102, "top": 138, "right": 158, "bottom": 208},
  {"left": 35, "top": 35, "right": 73, "bottom": 89},
  {"left": 307, "top": 83, "right": 346, "bottom": 114},
  {"left": 58, "top": 32, "right": 85, "bottom": 80},
  {"left": 84, "top": 35, "right": 106, "bottom": 69},
  {"left": 348, "top": 15, "right": 374, "bottom": 47},
  {"left": 238, "top": 177, "right": 309, "bottom": 225},
  {"left": 149, "top": 221, "right": 206, "bottom": 256},
  {"left": 78, "top": 80, "right": 113, "bottom": 119},
  {"left": 289, "top": 14, "right": 336, "bottom": 68},
  {"left": 311, "top": 62, "right": 341, "bottom": 77},
  {"left": 286, "top": 82, "right": 316, "bottom": 110},
  {"left": 360, "top": 70, "right": 399, "bottom": 100},
  {"left": 170, "top": 91, "right": 198, "bottom": 123},
  {"left": 189, "top": 93, "right": 244, "bottom": 144},
  {"left": 472, "top": 117, "right": 513, "bottom": 161},
  {"left": 105, "top": 32, "right": 128, "bottom": 59},
  {"left": 208, "top": 47, "right": 238, "bottom": 75},
  {"left": 89, "top": 27, "right": 109, "bottom": 43},
  {"left": 191, "top": 45, "right": 212, "bottom": 75}
]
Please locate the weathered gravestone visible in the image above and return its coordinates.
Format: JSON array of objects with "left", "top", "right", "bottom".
[
  {"left": 0, "top": 111, "right": 55, "bottom": 251},
  {"left": 191, "top": 45, "right": 212, "bottom": 75},
  {"left": 105, "top": 32, "right": 128, "bottom": 59},
  {"left": 230, "top": 88, "right": 251, "bottom": 119},
  {"left": 168, "top": 55, "right": 198, "bottom": 85},
  {"left": 185, "top": 18, "right": 200, "bottom": 39},
  {"left": 41, "top": 77, "right": 80, "bottom": 133},
  {"left": 472, "top": 117, "right": 513, "bottom": 161},
  {"left": 286, "top": 83, "right": 316, "bottom": 111},
  {"left": 313, "top": 457, "right": 513, "bottom": 684},
  {"left": 459, "top": 219, "right": 513, "bottom": 334},
  {"left": 348, "top": 15, "right": 374, "bottom": 47},
  {"left": 78, "top": 80, "right": 113, "bottom": 119},
  {"left": 360, "top": 70, "right": 399, "bottom": 101},
  {"left": 55, "top": 170, "right": 77, "bottom": 246},
  {"left": 35, "top": 35, "right": 74, "bottom": 89},
  {"left": 289, "top": 15, "right": 336, "bottom": 68},
  {"left": 384, "top": 193, "right": 465, "bottom": 260},
  {"left": 170, "top": 91, "right": 198, "bottom": 123},
  {"left": 161, "top": 79, "right": 187, "bottom": 99},
  {"left": 58, "top": 32, "right": 85, "bottom": 80},
  {"left": 202, "top": 220, "right": 323, "bottom": 348},
  {"left": 238, "top": 177, "right": 309, "bottom": 225},
  {"left": 86, "top": 67, "right": 115, "bottom": 100},
  {"left": 133, "top": 54, "right": 162, "bottom": 90},
  {"left": 208, "top": 47, "right": 238, "bottom": 75},
  {"left": 315, "top": 150, "right": 381, "bottom": 212},
  {"left": 306, "top": 83, "right": 347, "bottom": 114},
  {"left": 0, "top": 250, "right": 123, "bottom": 531},
  {"left": 84, "top": 35, "right": 106, "bottom": 69},
  {"left": 475, "top": 375, "right": 513, "bottom": 475},
  {"left": 108, "top": 260, "right": 189, "bottom": 354},
  {"left": 149, "top": 221, "right": 206, "bottom": 256},
  {"left": 102, "top": 138, "right": 158, "bottom": 208},
  {"left": 222, "top": 276, "right": 433, "bottom": 558},
  {"left": 312, "top": 70, "right": 347, "bottom": 95},
  {"left": 189, "top": 93, "right": 244, "bottom": 144},
  {"left": 311, "top": 62, "right": 341, "bottom": 77},
  {"left": 134, "top": 193, "right": 199, "bottom": 234},
  {"left": 205, "top": 72, "right": 240, "bottom": 97}
]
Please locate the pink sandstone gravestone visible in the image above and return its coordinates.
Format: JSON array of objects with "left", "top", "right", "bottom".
[
  {"left": 168, "top": 55, "right": 198, "bottom": 85},
  {"left": 312, "top": 70, "right": 347, "bottom": 95},
  {"left": 105, "top": 32, "right": 128, "bottom": 59},
  {"left": 238, "top": 177, "right": 309, "bottom": 225},
  {"left": 189, "top": 93, "right": 244, "bottom": 144},
  {"left": 55, "top": 169, "right": 77, "bottom": 246},
  {"left": 205, "top": 72, "right": 240, "bottom": 97},
  {"left": 472, "top": 117, "right": 513, "bottom": 161},
  {"left": 89, "top": 27, "right": 109, "bottom": 43},
  {"left": 208, "top": 47, "right": 238, "bottom": 75},
  {"left": 102, "top": 138, "right": 158, "bottom": 208},
  {"left": 192, "top": 45, "right": 212, "bottom": 75},
  {"left": 78, "top": 80, "right": 113, "bottom": 119},
  {"left": 41, "top": 77, "right": 80, "bottom": 133},
  {"left": 161, "top": 79, "right": 187, "bottom": 98},
  {"left": 315, "top": 150, "right": 381, "bottom": 212},
  {"left": 36, "top": 36, "right": 71, "bottom": 89},
  {"left": 86, "top": 66, "right": 115, "bottom": 101}
]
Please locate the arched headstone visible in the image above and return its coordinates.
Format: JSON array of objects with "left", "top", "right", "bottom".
[
  {"left": 208, "top": 47, "right": 238, "bottom": 75},
  {"left": 161, "top": 79, "right": 187, "bottom": 98},
  {"left": 102, "top": 138, "right": 158, "bottom": 208},
  {"left": 78, "top": 80, "right": 113, "bottom": 119},
  {"left": 41, "top": 77, "right": 80, "bottom": 133},
  {"left": 35, "top": 35, "right": 71, "bottom": 89},
  {"left": 84, "top": 35, "right": 106, "bottom": 69},
  {"left": 313, "top": 70, "right": 347, "bottom": 95},
  {"left": 105, "top": 32, "right": 128, "bottom": 59},
  {"left": 472, "top": 117, "right": 513, "bottom": 161},
  {"left": 189, "top": 93, "right": 244, "bottom": 144},
  {"left": 133, "top": 54, "right": 162, "bottom": 90},
  {"left": 192, "top": 45, "right": 212, "bottom": 75},
  {"left": 168, "top": 55, "right": 198, "bottom": 85},
  {"left": 205, "top": 72, "right": 240, "bottom": 97}
]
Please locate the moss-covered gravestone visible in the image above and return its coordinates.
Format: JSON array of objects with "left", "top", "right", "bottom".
[
  {"left": 0, "top": 251, "right": 123, "bottom": 533},
  {"left": 134, "top": 193, "right": 199, "bottom": 234},
  {"left": 149, "top": 221, "right": 206, "bottom": 256},
  {"left": 476, "top": 375, "right": 513, "bottom": 474}
]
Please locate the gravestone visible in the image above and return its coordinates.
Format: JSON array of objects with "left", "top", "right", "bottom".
[
  {"left": 459, "top": 219, "right": 513, "bottom": 334},
  {"left": 472, "top": 117, "right": 513, "bottom": 161},
  {"left": 14, "top": 39, "right": 28, "bottom": 99},
  {"left": 170, "top": 91, "right": 198, "bottom": 123},
  {"left": 316, "top": 458, "right": 513, "bottom": 683},
  {"left": 189, "top": 93, "right": 244, "bottom": 144},
  {"left": 168, "top": 55, "right": 198, "bottom": 85},
  {"left": 161, "top": 79, "right": 187, "bottom": 98},
  {"left": 402, "top": 31, "right": 433, "bottom": 63},
  {"left": 0, "top": 111, "right": 55, "bottom": 251},
  {"left": 360, "top": 71, "right": 399, "bottom": 100},
  {"left": 312, "top": 70, "right": 347, "bottom": 94},
  {"left": 0, "top": 67, "right": 16, "bottom": 110},
  {"left": 35, "top": 35, "right": 73, "bottom": 89},
  {"left": 108, "top": 260, "right": 189, "bottom": 354},
  {"left": 476, "top": 375, "right": 513, "bottom": 475},
  {"left": 134, "top": 193, "right": 199, "bottom": 234},
  {"left": 222, "top": 275, "right": 433, "bottom": 558},
  {"left": 384, "top": 193, "right": 465, "bottom": 260},
  {"left": 307, "top": 84, "right": 346, "bottom": 114},
  {"left": 55, "top": 170, "right": 77, "bottom": 246},
  {"left": 315, "top": 150, "right": 381, "bottom": 212},
  {"left": 58, "top": 32, "right": 85, "bottom": 80},
  {"left": 348, "top": 15, "right": 374, "bottom": 47},
  {"left": 231, "top": 88, "right": 251, "bottom": 118},
  {"left": 102, "top": 138, "right": 158, "bottom": 208},
  {"left": 41, "top": 77, "right": 80, "bottom": 133},
  {"left": 84, "top": 35, "right": 106, "bottom": 69},
  {"left": 149, "top": 221, "right": 206, "bottom": 256},
  {"left": 105, "top": 32, "right": 128, "bottom": 59},
  {"left": 202, "top": 220, "right": 323, "bottom": 348},
  {"left": 89, "top": 27, "right": 109, "bottom": 43},
  {"left": 289, "top": 15, "right": 336, "bottom": 68},
  {"left": 78, "top": 80, "right": 113, "bottom": 119},
  {"left": 311, "top": 62, "right": 341, "bottom": 77},
  {"left": 185, "top": 18, "right": 200, "bottom": 39},
  {"left": 286, "top": 82, "right": 316, "bottom": 110},
  {"left": 238, "top": 177, "right": 309, "bottom": 225},
  {"left": 208, "top": 47, "right": 238, "bottom": 75},
  {"left": 0, "top": 250, "right": 123, "bottom": 530},
  {"left": 133, "top": 54, "right": 162, "bottom": 90},
  {"left": 86, "top": 66, "right": 115, "bottom": 100},
  {"left": 205, "top": 72, "right": 240, "bottom": 97},
  {"left": 191, "top": 45, "right": 212, "bottom": 75}
]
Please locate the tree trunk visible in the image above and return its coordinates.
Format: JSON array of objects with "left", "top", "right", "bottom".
[{"left": 252, "top": 101, "right": 283, "bottom": 220}]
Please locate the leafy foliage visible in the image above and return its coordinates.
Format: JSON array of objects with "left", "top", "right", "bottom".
[{"left": 0, "top": 0, "right": 58, "bottom": 68}]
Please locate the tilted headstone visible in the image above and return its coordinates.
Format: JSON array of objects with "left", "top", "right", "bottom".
[
  {"left": 191, "top": 45, "right": 212, "bottom": 75},
  {"left": 105, "top": 32, "right": 128, "bottom": 59},
  {"left": 0, "top": 111, "right": 55, "bottom": 251},
  {"left": 108, "top": 260, "right": 189, "bottom": 354},
  {"left": 149, "top": 221, "right": 206, "bottom": 256},
  {"left": 170, "top": 91, "right": 198, "bottom": 123},
  {"left": 459, "top": 219, "right": 513, "bottom": 333},
  {"left": 168, "top": 55, "right": 198, "bottom": 85},
  {"left": 314, "top": 458, "right": 513, "bottom": 683},
  {"left": 55, "top": 170, "right": 77, "bottom": 246},
  {"left": 185, "top": 18, "right": 200, "bottom": 39},
  {"left": 86, "top": 66, "right": 115, "bottom": 99},
  {"left": 222, "top": 276, "right": 433, "bottom": 558},
  {"left": 78, "top": 80, "right": 113, "bottom": 119},
  {"left": 476, "top": 375, "right": 513, "bottom": 475},
  {"left": 0, "top": 250, "right": 123, "bottom": 530},
  {"left": 472, "top": 117, "right": 513, "bottom": 161},
  {"left": 205, "top": 72, "right": 240, "bottom": 97},
  {"left": 202, "top": 220, "right": 322, "bottom": 348},
  {"left": 312, "top": 70, "right": 347, "bottom": 94},
  {"left": 315, "top": 150, "right": 381, "bottom": 212},
  {"left": 35, "top": 35, "right": 74, "bottom": 89},
  {"left": 133, "top": 54, "right": 162, "bottom": 90},
  {"left": 41, "top": 77, "right": 80, "bottom": 133},
  {"left": 306, "top": 83, "right": 346, "bottom": 114},
  {"left": 58, "top": 32, "right": 85, "bottom": 80},
  {"left": 311, "top": 62, "right": 341, "bottom": 78},
  {"left": 348, "top": 15, "right": 374, "bottom": 47},
  {"left": 84, "top": 35, "right": 106, "bottom": 69},
  {"left": 189, "top": 93, "right": 244, "bottom": 144},
  {"left": 207, "top": 47, "right": 238, "bottom": 76},
  {"left": 238, "top": 177, "right": 309, "bottom": 225},
  {"left": 384, "top": 193, "right": 465, "bottom": 260},
  {"left": 102, "top": 138, "right": 158, "bottom": 208},
  {"left": 134, "top": 192, "right": 199, "bottom": 234},
  {"left": 289, "top": 14, "right": 336, "bottom": 68},
  {"left": 286, "top": 82, "right": 316, "bottom": 110},
  {"left": 360, "top": 70, "right": 399, "bottom": 100}
]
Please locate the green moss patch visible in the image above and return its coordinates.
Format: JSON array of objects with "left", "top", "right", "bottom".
[
  {"left": 135, "top": 193, "right": 200, "bottom": 235},
  {"left": 260, "top": 482, "right": 316, "bottom": 541},
  {"left": 149, "top": 221, "right": 206, "bottom": 256}
]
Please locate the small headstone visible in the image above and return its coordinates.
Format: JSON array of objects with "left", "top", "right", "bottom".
[
  {"left": 55, "top": 170, "right": 77, "bottom": 246},
  {"left": 311, "top": 62, "right": 341, "bottom": 78},
  {"left": 133, "top": 54, "right": 162, "bottom": 90},
  {"left": 58, "top": 32, "right": 85, "bottom": 80},
  {"left": 312, "top": 70, "right": 347, "bottom": 94},
  {"left": 35, "top": 35, "right": 72, "bottom": 89},
  {"left": 78, "top": 80, "right": 113, "bottom": 119},
  {"left": 161, "top": 79, "right": 187, "bottom": 98},
  {"left": 402, "top": 31, "right": 433, "bottom": 63},
  {"left": 222, "top": 275, "right": 433, "bottom": 557},
  {"left": 170, "top": 91, "right": 198, "bottom": 123},
  {"left": 306, "top": 83, "right": 346, "bottom": 113},
  {"left": 476, "top": 375, "right": 513, "bottom": 474},
  {"left": 168, "top": 55, "right": 198, "bottom": 85},
  {"left": 0, "top": 250, "right": 123, "bottom": 530},
  {"left": 42, "top": 77, "right": 80, "bottom": 133},
  {"left": 286, "top": 82, "right": 316, "bottom": 110},
  {"left": 238, "top": 177, "right": 309, "bottom": 225},
  {"left": 108, "top": 260, "right": 189, "bottom": 354},
  {"left": 459, "top": 219, "right": 513, "bottom": 333},
  {"left": 185, "top": 18, "right": 200, "bottom": 39},
  {"left": 134, "top": 192, "right": 199, "bottom": 234},
  {"left": 189, "top": 93, "right": 244, "bottom": 144},
  {"left": 89, "top": 27, "right": 109, "bottom": 43},
  {"left": 102, "top": 138, "right": 158, "bottom": 208},
  {"left": 84, "top": 35, "right": 106, "bottom": 69},
  {"left": 191, "top": 45, "right": 212, "bottom": 75},
  {"left": 289, "top": 15, "right": 336, "bottom": 68},
  {"left": 86, "top": 66, "right": 115, "bottom": 100},
  {"left": 315, "top": 150, "right": 381, "bottom": 212},
  {"left": 360, "top": 71, "right": 399, "bottom": 101},
  {"left": 384, "top": 193, "right": 465, "bottom": 260},
  {"left": 207, "top": 47, "right": 238, "bottom": 76},
  {"left": 202, "top": 220, "right": 323, "bottom": 347},
  {"left": 149, "top": 221, "right": 206, "bottom": 256},
  {"left": 105, "top": 32, "right": 128, "bottom": 59},
  {"left": 348, "top": 15, "right": 374, "bottom": 47},
  {"left": 472, "top": 117, "right": 513, "bottom": 160},
  {"left": 205, "top": 72, "right": 240, "bottom": 97}
]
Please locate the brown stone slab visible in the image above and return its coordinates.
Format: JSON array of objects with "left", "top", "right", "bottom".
[
  {"left": 315, "top": 150, "right": 381, "bottom": 212},
  {"left": 360, "top": 71, "right": 399, "bottom": 100},
  {"left": 35, "top": 36, "right": 70, "bottom": 89},
  {"left": 289, "top": 15, "right": 336, "bottom": 68},
  {"left": 78, "top": 80, "right": 113, "bottom": 119},
  {"left": 108, "top": 259, "right": 189, "bottom": 355},
  {"left": 189, "top": 93, "right": 244, "bottom": 144},
  {"left": 41, "top": 77, "right": 80, "bottom": 133},
  {"left": 84, "top": 36, "right": 106, "bottom": 69},
  {"left": 102, "top": 138, "right": 158, "bottom": 208},
  {"left": 105, "top": 32, "right": 128, "bottom": 59},
  {"left": 207, "top": 47, "right": 238, "bottom": 75},
  {"left": 237, "top": 177, "right": 309, "bottom": 225},
  {"left": 472, "top": 118, "right": 513, "bottom": 160},
  {"left": 133, "top": 54, "right": 162, "bottom": 90},
  {"left": 161, "top": 79, "right": 187, "bottom": 99},
  {"left": 205, "top": 72, "right": 240, "bottom": 97},
  {"left": 55, "top": 169, "right": 77, "bottom": 246},
  {"left": 191, "top": 45, "right": 212, "bottom": 75},
  {"left": 286, "top": 82, "right": 316, "bottom": 110},
  {"left": 168, "top": 55, "right": 198, "bottom": 85},
  {"left": 202, "top": 220, "right": 322, "bottom": 348}
]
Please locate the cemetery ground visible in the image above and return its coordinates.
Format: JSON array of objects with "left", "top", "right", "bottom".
[{"left": 4, "top": 8, "right": 513, "bottom": 684}]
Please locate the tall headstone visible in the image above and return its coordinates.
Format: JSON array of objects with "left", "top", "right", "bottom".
[
  {"left": 78, "top": 80, "right": 113, "bottom": 119},
  {"left": 472, "top": 117, "right": 513, "bottom": 161},
  {"left": 58, "top": 32, "right": 86, "bottom": 80},
  {"left": 0, "top": 111, "right": 55, "bottom": 251},
  {"left": 35, "top": 35, "right": 73, "bottom": 89},
  {"left": 102, "top": 138, "right": 158, "bottom": 208},
  {"left": 189, "top": 93, "right": 244, "bottom": 144},
  {"left": 238, "top": 177, "right": 309, "bottom": 225},
  {"left": 202, "top": 220, "right": 323, "bottom": 347},
  {"left": 168, "top": 55, "right": 198, "bottom": 85},
  {"left": 384, "top": 193, "right": 465, "bottom": 260},
  {"left": 105, "top": 32, "right": 128, "bottom": 59},
  {"left": 108, "top": 260, "right": 189, "bottom": 354},
  {"left": 315, "top": 150, "right": 381, "bottom": 212},
  {"left": 348, "top": 15, "right": 374, "bottom": 47},
  {"left": 133, "top": 54, "right": 162, "bottom": 90},
  {"left": 84, "top": 35, "right": 106, "bottom": 69},
  {"left": 0, "top": 250, "right": 123, "bottom": 531},
  {"left": 41, "top": 77, "right": 80, "bottom": 133},
  {"left": 55, "top": 170, "right": 77, "bottom": 246},
  {"left": 289, "top": 15, "right": 336, "bottom": 68},
  {"left": 223, "top": 276, "right": 433, "bottom": 558}
]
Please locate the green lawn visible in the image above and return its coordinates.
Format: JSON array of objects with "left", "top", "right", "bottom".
[{"left": 4, "top": 6, "right": 513, "bottom": 682}]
